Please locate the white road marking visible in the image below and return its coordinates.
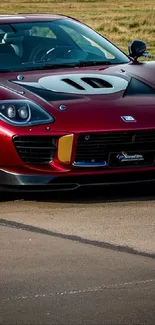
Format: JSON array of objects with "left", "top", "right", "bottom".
[{"left": 1, "top": 279, "right": 155, "bottom": 303}]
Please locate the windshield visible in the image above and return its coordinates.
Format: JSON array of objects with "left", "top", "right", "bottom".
[{"left": 0, "top": 19, "right": 129, "bottom": 72}]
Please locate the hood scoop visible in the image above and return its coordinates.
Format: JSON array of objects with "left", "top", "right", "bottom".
[
  {"left": 39, "top": 73, "right": 128, "bottom": 95},
  {"left": 62, "top": 77, "right": 113, "bottom": 90},
  {"left": 14, "top": 73, "right": 129, "bottom": 95}
]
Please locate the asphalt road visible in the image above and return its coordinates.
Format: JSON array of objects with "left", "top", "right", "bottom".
[{"left": 0, "top": 185, "right": 155, "bottom": 324}]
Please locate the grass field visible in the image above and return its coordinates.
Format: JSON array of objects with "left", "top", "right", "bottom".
[{"left": 1, "top": 0, "right": 155, "bottom": 54}]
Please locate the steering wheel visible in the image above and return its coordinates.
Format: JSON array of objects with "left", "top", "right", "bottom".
[{"left": 29, "top": 45, "right": 88, "bottom": 62}]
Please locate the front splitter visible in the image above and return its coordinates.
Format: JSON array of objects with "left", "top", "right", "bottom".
[{"left": 1, "top": 168, "right": 155, "bottom": 192}]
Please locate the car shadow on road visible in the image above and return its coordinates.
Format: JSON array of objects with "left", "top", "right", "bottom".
[{"left": 4, "top": 182, "right": 155, "bottom": 204}]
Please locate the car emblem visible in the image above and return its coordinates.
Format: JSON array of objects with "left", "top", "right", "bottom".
[
  {"left": 85, "top": 135, "right": 90, "bottom": 141},
  {"left": 117, "top": 152, "right": 144, "bottom": 162},
  {"left": 121, "top": 116, "right": 136, "bottom": 122}
]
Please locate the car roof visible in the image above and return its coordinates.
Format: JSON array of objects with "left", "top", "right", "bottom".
[{"left": 0, "top": 14, "right": 70, "bottom": 24}]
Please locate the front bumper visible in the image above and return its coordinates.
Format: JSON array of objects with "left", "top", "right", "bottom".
[
  {"left": 1, "top": 168, "right": 155, "bottom": 192},
  {"left": 2, "top": 129, "right": 155, "bottom": 192}
]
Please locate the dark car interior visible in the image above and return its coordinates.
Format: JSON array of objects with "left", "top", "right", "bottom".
[
  {"left": 0, "top": 30, "right": 70, "bottom": 67},
  {"left": 0, "top": 19, "right": 129, "bottom": 71},
  {"left": 0, "top": 22, "right": 90, "bottom": 69},
  {"left": 0, "top": 21, "right": 110, "bottom": 70}
]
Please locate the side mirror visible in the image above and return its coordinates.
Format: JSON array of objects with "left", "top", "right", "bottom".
[{"left": 128, "top": 40, "right": 147, "bottom": 61}]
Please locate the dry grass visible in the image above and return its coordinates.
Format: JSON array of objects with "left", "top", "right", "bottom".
[{"left": 1, "top": 0, "right": 155, "bottom": 53}]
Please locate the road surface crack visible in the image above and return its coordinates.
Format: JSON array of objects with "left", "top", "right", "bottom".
[{"left": 1, "top": 218, "right": 155, "bottom": 259}]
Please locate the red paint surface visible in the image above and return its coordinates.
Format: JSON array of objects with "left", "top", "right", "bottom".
[{"left": 0, "top": 15, "right": 155, "bottom": 178}]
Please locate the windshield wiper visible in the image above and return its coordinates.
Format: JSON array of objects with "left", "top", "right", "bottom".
[
  {"left": 40, "top": 63, "right": 78, "bottom": 69},
  {"left": 23, "top": 61, "right": 112, "bottom": 71},
  {"left": 21, "top": 62, "right": 78, "bottom": 71},
  {"left": 0, "top": 61, "right": 113, "bottom": 73},
  {"left": 41, "top": 61, "right": 113, "bottom": 69},
  {"left": 0, "top": 63, "right": 77, "bottom": 73},
  {"left": 75, "top": 60, "right": 113, "bottom": 67}
]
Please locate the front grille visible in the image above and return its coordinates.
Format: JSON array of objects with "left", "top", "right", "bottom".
[
  {"left": 75, "top": 130, "right": 155, "bottom": 167},
  {"left": 13, "top": 136, "right": 56, "bottom": 165}
]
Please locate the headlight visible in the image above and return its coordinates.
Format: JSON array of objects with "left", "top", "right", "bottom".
[{"left": 0, "top": 100, "right": 54, "bottom": 126}]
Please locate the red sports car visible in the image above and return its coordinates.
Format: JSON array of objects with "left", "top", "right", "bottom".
[{"left": 0, "top": 14, "right": 155, "bottom": 192}]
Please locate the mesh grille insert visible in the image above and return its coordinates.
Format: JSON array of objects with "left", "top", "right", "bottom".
[
  {"left": 75, "top": 130, "right": 155, "bottom": 167},
  {"left": 13, "top": 135, "right": 57, "bottom": 165}
]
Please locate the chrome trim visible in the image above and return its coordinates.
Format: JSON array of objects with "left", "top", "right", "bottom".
[{"left": 73, "top": 161, "right": 107, "bottom": 167}]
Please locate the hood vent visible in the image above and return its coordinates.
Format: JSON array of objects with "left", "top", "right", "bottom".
[
  {"left": 39, "top": 73, "right": 129, "bottom": 95},
  {"left": 81, "top": 78, "right": 112, "bottom": 89},
  {"left": 63, "top": 78, "right": 85, "bottom": 90},
  {"left": 13, "top": 73, "right": 129, "bottom": 95},
  {"left": 62, "top": 77, "right": 112, "bottom": 90}
]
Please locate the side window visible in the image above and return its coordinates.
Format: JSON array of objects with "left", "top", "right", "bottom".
[{"left": 30, "top": 26, "right": 57, "bottom": 39}]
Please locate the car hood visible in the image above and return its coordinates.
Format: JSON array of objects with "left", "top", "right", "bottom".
[{"left": 1, "top": 61, "right": 155, "bottom": 132}]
